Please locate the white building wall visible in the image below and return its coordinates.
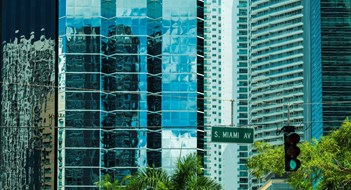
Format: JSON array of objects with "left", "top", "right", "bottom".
[{"left": 204, "top": 0, "right": 241, "bottom": 189}]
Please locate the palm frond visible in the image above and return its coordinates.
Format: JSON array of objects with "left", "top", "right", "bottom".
[
  {"left": 126, "top": 167, "right": 171, "bottom": 190},
  {"left": 191, "top": 176, "right": 222, "bottom": 190},
  {"left": 172, "top": 153, "right": 202, "bottom": 189}
]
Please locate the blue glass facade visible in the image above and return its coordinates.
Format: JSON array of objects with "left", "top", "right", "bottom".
[
  {"left": 160, "top": 0, "right": 200, "bottom": 173},
  {"left": 310, "top": 0, "right": 323, "bottom": 140},
  {"left": 58, "top": 0, "right": 203, "bottom": 188},
  {"left": 310, "top": 0, "right": 351, "bottom": 140},
  {"left": 320, "top": 0, "right": 351, "bottom": 135}
]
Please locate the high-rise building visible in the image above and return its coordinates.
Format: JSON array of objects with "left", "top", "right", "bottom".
[
  {"left": 309, "top": 0, "right": 323, "bottom": 140},
  {"left": 235, "top": 1, "right": 250, "bottom": 189},
  {"left": 57, "top": 0, "right": 204, "bottom": 189},
  {"left": 249, "top": 0, "right": 305, "bottom": 146},
  {"left": 203, "top": 0, "right": 249, "bottom": 189},
  {"left": 311, "top": 0, "right": 351, "bottom": 138},
  {"left": 1, "top": 0, "right": 204, "bottom": 189},
  {"left": 248, "top": 0, "right": 307, "bottom": 189},
  {"left": 203, "top": 0, "right": 228, "bottom": 186},
  {"left": 0, "top": 0, "right": 57, "bottom": 189},
  {"left": 248, "top": 0, "right": 351, "bottom": 189}
]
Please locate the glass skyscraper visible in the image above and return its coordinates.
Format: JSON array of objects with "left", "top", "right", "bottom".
[
  {"left": 0, "top": 0, "right": 57, "bottom": 189},
  {"left": 318, "top": 0, "right": 351, "bottom": 136},
  {"left": 58, "top": 0, "right": 204, "bottom": 189},
  {"left": 304, "top": 0, "right": 351, "bottom": 139}
]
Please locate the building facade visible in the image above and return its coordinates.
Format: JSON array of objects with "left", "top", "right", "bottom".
[
  {"left": 203, "top": 0, "right": 250, "bottom": 189},
  {"left": 235, "top": 1, "right": 250, "bottom": 190},
  {"left": 246, "top": 0, "right": 351, "bottom": 189},
  {"left": 203, "top": 0, "right": 227, "bottom": 186},
  {"left": 310, "top": 0, "right": 323, "bottom": 140},
  {"left": 57, "top": 0, "right": 204, "bottom": 189},
  {"left": 248, "top": 0, "right": 307, "bottom": 189},
  {"left": 317, "top": 0, "right": 351, "bottom": 136},
  {"left": 0, "top": 0, "right": 57, "bottom": 189}
]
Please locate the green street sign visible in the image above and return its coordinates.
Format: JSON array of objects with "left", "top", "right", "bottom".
[{"left": 211, "top": 127, "right": 254, "bottom": 144}]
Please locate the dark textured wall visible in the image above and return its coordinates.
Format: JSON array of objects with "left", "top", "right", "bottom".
[
  {"left": 0, "top": 0, "right": 56, "bottom": 189},
  {"left": 321, "top": 0, "right": 351, "bottom": 134}
]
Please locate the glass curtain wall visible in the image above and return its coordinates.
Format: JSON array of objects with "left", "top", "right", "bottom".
[
  {"left": 58, "top": 0, "right": 147, "bottom": 188},
  {"left": 320, "top": 0, "right": 351, "bottom": 135},
  {"left": 0, "top": 0, "right": 57, "bottom": 189},
  {"left": 160, "top": 0, "right": 199, "bottom": 174},
  {"left": 58, "top": 0, "right": 201, "bottom": 188}
]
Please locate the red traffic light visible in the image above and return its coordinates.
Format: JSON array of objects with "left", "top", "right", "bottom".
[{"left": 286, "top": 133, "right": 300, "bottom": 144}]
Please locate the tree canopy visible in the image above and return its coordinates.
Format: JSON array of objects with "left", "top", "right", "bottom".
[
  {"left": 96, "top": 173, "right": 129, "bottom": 190},
  {"left": 97, "top": 153, "right": 222, "bottom": 190},
  {"left": 247, "top": 119, "right": 351, "bottom": 190}
]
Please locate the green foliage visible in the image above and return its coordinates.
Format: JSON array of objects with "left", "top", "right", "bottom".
[
  {"left": 95, "top": 174, "right": 129, "bottom": 190},
  {"left": 171, "top": 153, "right": 221, "bottom": 190},
  {"left": 247, "top": 120, "right": 351, "bottom": 189},
  {"left": 172, "top": 153, "right": 203, "bottom": 190},
  {"left": 96, "top": 153, "right": 221, "bottom": 190},
  {"left": 125, "top": 167, "right": 171, "bottom": 190}
]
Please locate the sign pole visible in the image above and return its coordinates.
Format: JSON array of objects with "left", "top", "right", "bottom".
[
  {"left": 231, "top": 99, "right": 234, "bottom": 127},
  {"left": 287, "top": 103, "right": 291, "bottom": 126}
]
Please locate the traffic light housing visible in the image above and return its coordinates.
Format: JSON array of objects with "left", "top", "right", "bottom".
[{"left": 284, "top": 126, "right": 301, "bottom": 171}]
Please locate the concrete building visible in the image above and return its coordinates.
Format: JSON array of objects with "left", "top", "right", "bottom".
[
  {"left": 203, "top": 0, "right": 250, "bottom": 189},
  {"left": 248, "top": 0, "right": 308, "bottom": 189}
]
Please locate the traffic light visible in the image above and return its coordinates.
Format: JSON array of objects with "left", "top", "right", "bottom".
[{"left": 284, "top": 126, "right": 301, "bottom": 171}]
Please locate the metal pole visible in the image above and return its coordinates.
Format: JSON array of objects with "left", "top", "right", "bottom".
[
  {"left": 231, "top": 99, "right": 234, "bottom": 127},
  {"left": 287, "top": 103, "right": 291, "bottom": 126}
]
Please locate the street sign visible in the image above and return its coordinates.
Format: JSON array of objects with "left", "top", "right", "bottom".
[{"left": 211, "top": 127, "right": 254, "bottom": 143}]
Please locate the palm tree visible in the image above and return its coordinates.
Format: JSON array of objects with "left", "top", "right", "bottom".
[
  {"left": 126, "top": 153, "right": 222, "bottom": 190},
  {"left": 171, "top": 153, "right": 222, "bottom": 190},
  {"left": 126, "top": 167, "right": 171, "bottom": 190},
  {"left": 95, "top": 173, "right": 129, "bottom": 190}
]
